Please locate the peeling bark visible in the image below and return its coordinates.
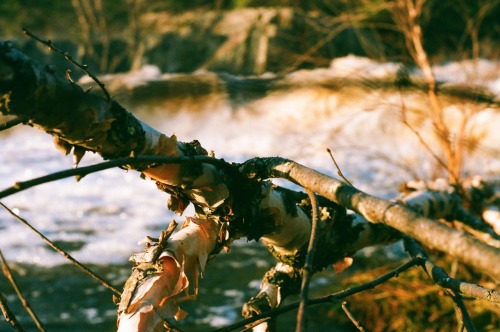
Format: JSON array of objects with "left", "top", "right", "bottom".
[
  {"left": 1, "top": 42, "right": 499, "bottom": 331},
  {"left": 117, "top": 217, "right": 220, "bottom": 331},
  {"left": 240, "top": 157, "right": 500, "bottom": 279}
]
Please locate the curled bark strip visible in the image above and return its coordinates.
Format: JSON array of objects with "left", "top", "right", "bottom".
[
  {"left": 117, "top": 217, "right": 220, "bottom": 331},
  {"left": 242, "top": 262, "right": 301, "bottom": 331}
]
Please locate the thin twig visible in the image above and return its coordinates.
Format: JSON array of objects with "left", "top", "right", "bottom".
[
  {"left": 0, "top": 202, "right": 121, "bottom": 297},
  {"left": 212, "top": 258, "right": 422, "bottom": 332},
  {"left": 392, "top": 0, "right": 462, "bottom": 183},
  {"left": 326, "top": 148, "right": 353, "bottom": 186},
  {"left": 241, "top": 156, "right": 500, "bottom": 278},
  {"left": 0, "top": 117, "right": 23, "bottom": 131},
  {"left": 341, "top": 301, "right": 367, "bottom": 332},
  {"left": 398, "top": 90, "right": 453, "bottom": 180},
  {"left": 239, "top": 319, "right": 267, "bottom": 332},
  {"left": 295, "top": 189, "right": 320, "bottom": 332},
  {"left": 403, "top": 237, "right": 500, "bottom": 303},
  {"left": 0, "top": 292, "right": 24, "bottom": 331},
  {"left": 447, "top": 290, "right": 477, "bottom": 332},
  {"left": 0, "top": 250, "right": 46, "bottom": 331},
  {"left": 23, "top": 28, "right": 111, "bottom": 101},
  {"left": 0, "top": 155, "right": 230, "bottom": 199},
  {"left": 404, "top": 238, "right": 479, "bottom": 331}
]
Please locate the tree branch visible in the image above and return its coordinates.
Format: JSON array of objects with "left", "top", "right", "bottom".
[
  {"left": 0, "top": 250, "right": 46, "bottom": 331},
  {"left": 240, "top": 157, "right": 500, "bottom": 279},
  {"left": 0, "top": 292, "right": 24, "bottom": 332},
  {"left": 0, "top": 116, "right": 22, "bottom": 131},
  {"left": 2, "top": 39, "right": 498, "bottom": 331},
  {"left": 404, "top": 237, "right": 500, "bottom": 303},
  {"left": 341, "top": 301, "right": 367, "bottom": 332},
  {"left": 296, "top": 189, "right": 320, "bottom": 332},
  {"left": 214, "top": 258, "right": 422, "bottom": 332},
  {"left": 0, "top": 202, "right": 121, "bottom": 296},
  {"left": 0, "top": 155, "right": 230, "bottom": 200}
]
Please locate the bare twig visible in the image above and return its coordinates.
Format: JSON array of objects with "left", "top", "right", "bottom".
[
  {"left": 241, "top": 157, "right": 500, "bottom": 278},
  {"left": 404, "top": 237, "right": 483, "bottom": 331},
  {"left": 0, "top": 155, "right": 230, "bottom": 199},
  {"left": 447, "top": 290, "right": 477, "bottom": 332},
  {"left": 23, "top": 28, "right": 111, "bottom": 101},
  {"left": 0, "top": 202, "right": 121, "bottom": 297},
  {"left": 282, "top": 2, "right": 389, "bottom": 74},
  {"left": 70, "top": 0, "right": 95, "bottom": 61},
  {"left": 0, "top": 292, "right": 24, "bottom": 331},
  {"left": 341, "top": 301, "right": 367, "bottom": 332},
  {"left": 238, "top": 319, "right": 268, "bottom": 332},
  {"left": 403, "top": 237, "right": 500, "bottom": 303},
  {"left": 398, "top": 90, "right": 452, "bottom": 180},
  {"left": 0, "top": 250, "right": 46, "bottom": 331},
  {"left": 391, "top": 0, "right": 462, "bottom": 182},
  {"left": 212, "top": 258, "right": 422, "bottom": 332},
  {"left": 283, "top": 21, "right": 352, "bottom": 74},
  {"left": 326, "top": 148, "right": 353, "bottom": 186},
  {"left": 295, "top": 189, "right": 320, "bottom": 332}
]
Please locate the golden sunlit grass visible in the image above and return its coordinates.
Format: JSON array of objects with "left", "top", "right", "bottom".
[{"left": 313, "top": 253, "right": 500, "bottom": 332}]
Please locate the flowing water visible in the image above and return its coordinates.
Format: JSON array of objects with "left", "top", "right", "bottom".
[{"left": 0, "top": 56, "right": 499, "bottom": 331}]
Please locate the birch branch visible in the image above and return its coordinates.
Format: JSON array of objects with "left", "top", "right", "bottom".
[
  {"left": 1, "top": 40, "right": 498, "bottom": 331},
  {"left": 240, "top": 157, "right": 500, "bottom": 279}
]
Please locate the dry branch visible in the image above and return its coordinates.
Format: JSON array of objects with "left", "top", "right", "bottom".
[
  {"left": 0, "top": 250, "right": 46, "bottom": 331},
  {"left": 217, "top": 258, "right": 423, "bottom": 332},
  {"left": 341, "top": 301, "right": 366, "bottom": 332},
  {"left": 1, "top": 40, "right": 499, "bottom": 331},
  {"left": 240, "top": 157, "right": 500, "bottom": 279},
  {"left": 0, "top": 202, "right": 121, "bottom": 296},
  {"left": 295, "top": 190, "right": 320, "bottom": 332},
  {"left": 0, "top": 292, "right": 24, "bottom": 332},
  {"left": 404, "top": 237, "right": 500, "bottom": 303}
]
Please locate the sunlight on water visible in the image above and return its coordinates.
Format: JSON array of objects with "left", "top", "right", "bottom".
[
  {"left": 1, "top": 57, "right": 499, "bottom": 268},
  {"left": 0, "top": 56, "right": 498, "bottom": 331}
]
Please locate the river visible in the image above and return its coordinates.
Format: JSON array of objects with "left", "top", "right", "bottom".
[{"left": 0, "top": 56, "right": 498, "bottom": 331}]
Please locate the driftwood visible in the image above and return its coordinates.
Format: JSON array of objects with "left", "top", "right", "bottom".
[{"left": 1, "top": 40, "right": 499, "bottom": 331}]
